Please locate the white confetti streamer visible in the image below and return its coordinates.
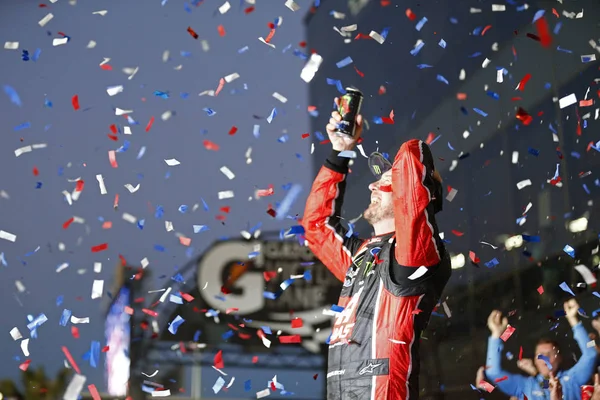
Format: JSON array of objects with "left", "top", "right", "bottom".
[
  {"left": 96, "top": 174, "right": 107, "bottom": 195},
  {"left": 4, "top": 42, "right": 19, "bottom": 50},
  {"left": 38, "top": 13, "right": 54, "bottom": 27},
  {"left": 218, "top": 190, "right": 234, "bottom": 200},
  {"left": 164, "top": 158, "right": 180, "bottom": 166},
  {"left": 0, "top": 230, "right": 17, "bottom": 242},
  {"left": 91, "top": 280, "right": 104, "bottom": 299},
  {"left": 21, "top": 338, "right": 30, "bottom": 356},
  {"left": 220, "top": 166, "right": 235, "bottom": 180},
  {"left": 124, "top": 183, "right": 140, "bottom": 193},
  {"left": 10, "top": 327, "right": 22, "bottom": 341},
  {"left": 70, "top": 316, "right": 90, "bottom": 324},
  {"left": 53, "top": 37, "right": 69, "bottom": 46}
]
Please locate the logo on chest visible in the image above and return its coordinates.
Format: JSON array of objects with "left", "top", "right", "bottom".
[{"left": 330, "top": 287, "right": 364, "bottom": 344}]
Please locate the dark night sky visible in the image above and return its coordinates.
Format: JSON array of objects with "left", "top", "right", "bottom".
[{"left": 0, "top": 0, "right": 316, "bottom": 394}]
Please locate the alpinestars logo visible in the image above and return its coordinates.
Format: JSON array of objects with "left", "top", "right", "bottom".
[{"left": 358, "top": 362, "right": 382, "bottom": 376}]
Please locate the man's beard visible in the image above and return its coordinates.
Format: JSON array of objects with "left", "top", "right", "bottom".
[{"left": 363, "top": 202, "right": 394, "bottom": 225}]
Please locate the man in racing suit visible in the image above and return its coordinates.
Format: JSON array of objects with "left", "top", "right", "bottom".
[{"left": 301, "top": 101, "right": 451, "bottom": 399}]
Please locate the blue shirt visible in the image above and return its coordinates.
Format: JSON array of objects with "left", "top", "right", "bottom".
[{"left": 486, "top": 323, "right": 597, "bottom": 400}]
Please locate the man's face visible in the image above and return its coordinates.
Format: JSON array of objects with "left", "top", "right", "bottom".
[
  {"left": 534, "top": 343, "right": 562, "bottom": 377},
  {"left": 364, "top": 170, "right": 394, "bottom": 226}
]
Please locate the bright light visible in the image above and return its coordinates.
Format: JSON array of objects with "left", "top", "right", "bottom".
[
  {"left": 568, "top": 217, "right": 588, "bottom": 233},
  {"left": 451, "top": 253, "right": 465, "bottom": 269},
  {"left": 505, "top": 235, "right": 523, "bottom": 251}
]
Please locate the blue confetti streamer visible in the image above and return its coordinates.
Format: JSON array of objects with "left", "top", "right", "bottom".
[
  {"left": 178, "top": 205, "right": 188, "bottom": 213},
  {"left": 56, "top": 295, "right": 64, "bottom": 306},
  {"left": 438, "top": 39, "right": 446, "bottom": 48},
  {"left": 238, "top": 46, "right": 249, "bottom": 54},
  {"left": 336, "top": 56, "right": 353, "bottom": 68},
  {"left": 168, "top": 315, "right": 185, "bottom": 334},
  {"left": 417, "top": 64, "right": 433, "bottom": 69},
  {"left": 14, "top": 122, "right": 31, "bottom": 131},
  {"left": 275, "top": 184, "right": 302, "bottom": 220},
  {"left": 32, "top": 48, "right": 41, "bottom": 62},
  {"left": 447, "top": 142, "right": 455, "bottom": 151},
  {"left": 528, "top": 147, "right": 540, "bottom": 156},
  {"left": 473, "top": 108, "right": 488, "bottom": 117},
  {"left": 484, "top": 258, "right": 499, "bottom": 268},
  {"left": 267, "top": 108, "right": 277, "bottom": 123},
  {"left": 522, "top": 235, "right": 540, "bottom": 242},
  {"left": 554, "top": 22, "right": 562, "bottom": 35},
  {"left": 563, "top": 244, "right": 575, "bottom": 258},
  {"left": 59, "top": 310, "right": 71, "bottom": 327},
  {"left": 486, "top": 91, "right": 499, "bottom": 100},
  {"left": 154, "top": 91, "right": 169, "bottom": 99},
  {"left": 90, "top": 341, "right": 101, "bottom": 368},
  {"left": 532, "top": 9, "right": 545, "bottom": 22},
  {"left": 559, "top": 281, "right": 575, "bottom": 296},
  {"left": 416, "top": 17, "right": 428, "bottom": 31},
  {"left": 201, "top": 198, "right": 209, "bottom": 211},
  {"left": 436, "top": 75, "right": 449, "bottom": 85},
  {"left": 380, "top": 27, "right": 390, "bottom": 40},
  {"left": 244, "top": 380, "right": 252, "bottom": 391},
  {"left": 203, "top": 107, "right": 216, "bottom": 116},
  {"left": 410, "top": 42, "right": 425, "bottom": 56},
  {"left": 3, "top": 85, "right": 22, "bottom": 107},
  {"left": 472, "top": 27, "right": 482, "bottom": 35},
  {"left": 326, "top": 78, "right": 345, "bottom": 94}
]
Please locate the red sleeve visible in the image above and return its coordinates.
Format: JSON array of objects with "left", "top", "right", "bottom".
[
  {"left": 391, "top": 139, "right": 443, "bottom": 267},
  {"left": 301, "top": 151, "right": 363, "bottom": 281}
]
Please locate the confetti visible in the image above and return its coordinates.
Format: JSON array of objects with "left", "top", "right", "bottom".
[
  {"left": 0, "top": 230, "right": 17, "bottom": 242},
  {"left": 164, "top": 158, "right": 181, "bottom": 166}
]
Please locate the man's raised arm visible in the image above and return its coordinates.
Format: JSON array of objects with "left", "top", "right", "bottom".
[
  {"left": 301, "top": 150, "right": 362, "bottom": 281},
  {"left": 390, "top": 139, "right": 444, "bottom": 267},
  {"left": 300, "top": 102, "right": 364, "bottom": 281},
  {"left": 563, "top": 299, "right": 597, "bottom": 386}
]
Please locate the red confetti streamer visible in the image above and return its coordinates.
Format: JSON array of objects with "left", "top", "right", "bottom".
[
  {"left": 32, "top": 166, "right": 39, "bottom": 176},
  {"left": 218, "top": 25, "right": 226, "bottom": 36},
  {"left": 214, "top": 350, "right": 224, "bottom": 369},
  {"left": 354, "top": 33, "right": 372, "bottom": 40},
  {"left": 405, "top": 8, "right": 417, "bottom": 21},
  {"left": 279, "top": 335, "right": 302, "bottom": 343},
  {"left": 145, "top": 116, "right": 155, "bottom": 132},
  {"left": 494, "top": 376, "right": 508, "bottom": 383},
  {"left": 244, "top": 6, "right": 255, "bottom": 14},
  {"left": 215, "top": 77, "right": 226, "bottom": 96},
  {"left": 142, "top": 308, "right": 158, "bottom": 317},
  {"left": 71, "top": 326, "right": 80, "bottom": 338},
  {"left": 107, "top": 134, "right": 118, "bottom": 141},
  {"left": 253, "top": 356, "right": 259, "bottom": 363},
  {"left": 469, "top": 251, "right": 480, "bottom": 264},
  {"left": 62, "top": 217, "right": 75, "bottom": 229},
  {"left": 19, "top": 360, "right": 31, "bottom": 371},
  {"left": 75, "top": 179, "right": 84, "bottom": 192},
  {"left": 451, "top": 230, "right": 464, "bottom": 237},
  {"left": 354, "top": 66, "right": 364, "bottom": 77},
  {"left": 534, "top": 16, "right": 552, "bottom": 47},
  {"left": 425, "top": 132, "right": 436, "bottom": 145},
  {"left": 378, "top": 86, "right": 386, "bottom": 95},
  {"left": 180, "top": 292, "right": 195, "bottom": 302},
  {"left": 381, "top": 0, "right": 391, "bottom": 6},
  {"left": 263, "top": 271, "right": 277, "bottom": 281},
  {"left": 291, "top": 318, "right": 303, "bottom": 328},
  {"left": 481, "top": 25, "right": 492, "bottom": 36},
  {"left": 91, "top": 243, "right": 108, "bottom": 252},
  {"left": 203, "top": 140, "right": 220, "bottom": 151},
  {"left": 265, "top": 28, "right": 276, "bottom": 43},
  {"left": 537, "top": 285, "right": 544, "bottom": 294},
  {"left": 478, "top": 380, "right": 495, "bottom": 393},
  {"left": 108, "top": 150, "right": 118, "bottom": 168},
  {"left": 301, "top": 133, "right": 310, "bottom": 139},
  {"left": 226, "top": 308, "right": 238, "bottom": 314},
  {"left": 580, "top": 99, "right": 594, "bottom": 107},
  {"left": 516, "top": 108, "right": 533, "bottom": 125},
  {"left": 110, "top": 124, "right": 118, "bottom": 134},
  {"left": 228, "top": 126, "right": 238, "bottom": 135},
  {"left": 113, "top": 193, "right": 119, "bottom": 209},
  {"left": 552, "top": 8, "right": 559, "bottom": 18},
  {"left": 456, "top": 93, "right": 467, "bottom": 100},
  {"left": 500, "top": 325, "right": 516, "bottom": 342},
  {"left": 516, "top": 73, "right": 532, "bottom": 91},
  {"left": 298, "top": 41, "right": 307, "bottom": 48},
  {"left": 519, "top": 346, "right": 523, "bottom": 360},
  {"left": 88, "top": 384, "right": 101, "bottom": 400},
  {"left": 39, "top": 3, "right": 48, "bottom": 7},
  {"left": 100, "top": 64, "right": 112, "bottom": 71},
  {"left": 102, "top": 346, "right": 109, "bottom": 352},
  {"left": 62, "top": 346, "right": 81, "bottom": 374},
  {"left": 71, "top": 95, "right": 80, "bottom": 110},
  {"left": 187, "top": 26, "right": 198, "bottom": 39}
]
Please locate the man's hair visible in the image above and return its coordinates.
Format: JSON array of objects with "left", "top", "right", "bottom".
[{"left": 536, "top": 338, "right": 561, "bottom": 353}]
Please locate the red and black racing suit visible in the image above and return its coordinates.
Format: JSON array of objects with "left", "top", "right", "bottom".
[{"left": 301, "top": 139, "right": 451, "bottom": 400}]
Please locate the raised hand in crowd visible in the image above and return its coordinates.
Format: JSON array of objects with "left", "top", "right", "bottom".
[
  {"left": 549, "top": 372, "right": 562, "bottom": 400},
  {"left": 516, "top": 358, "right": 538, "bottom": 377}
]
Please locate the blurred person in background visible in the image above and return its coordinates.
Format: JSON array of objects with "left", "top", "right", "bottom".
[
  {"left": 475, "top": 358, "right": 538, "bottom": 399},
  {"left": 485, "top": 299, "right": 596, "bottom": 399}
]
